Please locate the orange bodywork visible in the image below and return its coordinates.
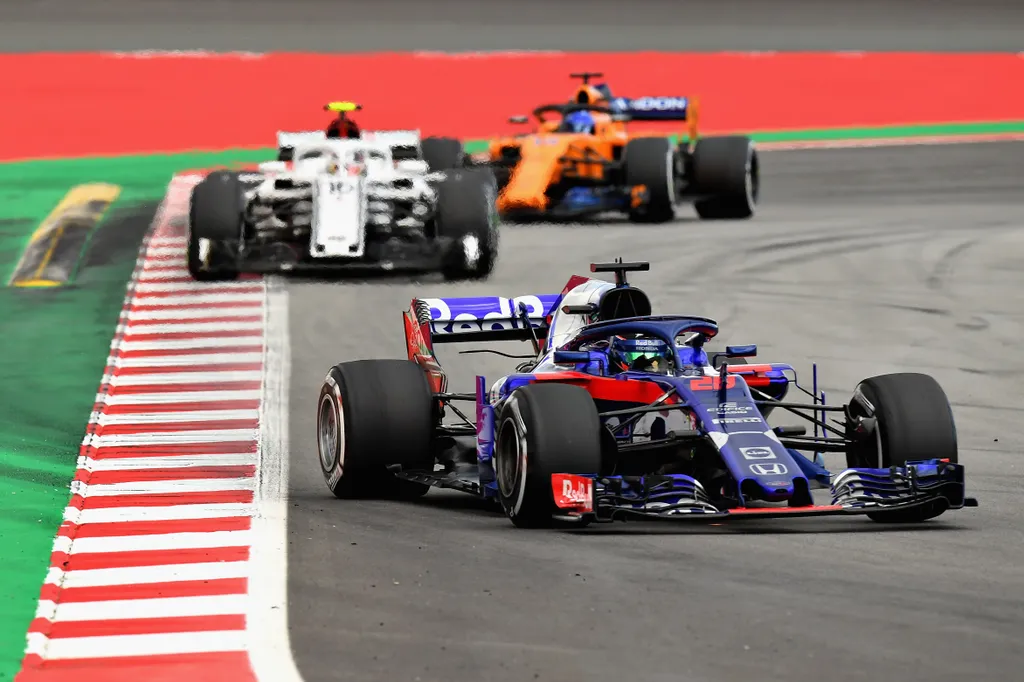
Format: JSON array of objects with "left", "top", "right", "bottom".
[{"left": 484, "top": 83, "right": 700, "bottom": 214}]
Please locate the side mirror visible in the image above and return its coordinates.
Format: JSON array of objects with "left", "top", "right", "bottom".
[
  {"left": 553, "top": 350, "right": 591, "bottom": 365},
  {"left": 508, "top": 115, "right": 529, "bottom": 124},
  {"left": 725, "top": 344, "right": 757, "bottom": 358}
]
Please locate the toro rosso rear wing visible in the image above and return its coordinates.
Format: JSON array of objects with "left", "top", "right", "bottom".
[
  {"left": 403, "top": 294, "right": 561, "bottom": 394},
  {"left": 408, "top": 295, "right": 561, "bottom": 345}
]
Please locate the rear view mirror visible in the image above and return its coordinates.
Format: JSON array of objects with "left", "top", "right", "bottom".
[
  {"left": 553, "top": 350, "right": 590, "bottom": 365},
  {"left": 725, "top": 344, "right": 757, "bottom": 358},
  {"left": 508, "top": 115, "right": 529, "bottom": 124}
]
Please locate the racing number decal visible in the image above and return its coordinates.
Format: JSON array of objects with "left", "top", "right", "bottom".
[
  {"left": 328, "top": 181, "right": 352, "bottom": 195},
  {"left": 690, "top": 376, "right": 737, "bottom": 391}
]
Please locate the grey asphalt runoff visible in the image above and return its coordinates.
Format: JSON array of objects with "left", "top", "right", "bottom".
[
  {"left": 285, "top": 141, "right": 1024, "bottom": 682},
  {"left": 1, "top": 0, "right": 1022, "bottom": 51}
]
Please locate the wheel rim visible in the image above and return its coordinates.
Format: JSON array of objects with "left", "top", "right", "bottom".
[
  {"left": 745, "top": 148, "right": 760, "bottom": 208},
  {"left": 317, "top": 393, "right": 342, "bottom": 471},
  {"left": 496, "top": 417, "right": 521, "bottom": 498},
  {"left": 462, "top": 234, "right": 482, "bottom": 272}
]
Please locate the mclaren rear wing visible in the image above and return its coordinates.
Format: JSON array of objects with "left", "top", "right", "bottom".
[{"left": 610, "top": 96, "right": 694, "bottom": 121}]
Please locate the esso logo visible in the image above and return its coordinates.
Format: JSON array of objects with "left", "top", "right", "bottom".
[{"left": 630, "top": 97, "right": 688, "bottom": 111}]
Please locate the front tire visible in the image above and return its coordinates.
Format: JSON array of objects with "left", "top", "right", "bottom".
[
  {"left": 187, "top": 171, "right": 243, "bottom": 281},
  {"left": 845, "top": 372, "right": 958, "bottom": 522},
  {"left": 493, "top": 383, "right": 603, "bottom": 528},
  {"left": 317, "top": 359, "right": 435, "bottom": 499}
]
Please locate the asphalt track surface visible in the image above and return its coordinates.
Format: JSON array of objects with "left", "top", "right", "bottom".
[
  {"left": 3, "top": 0, "right": 1024, "bottom": 51},
  {"left": 286, "top": 142, "right": 1024, "bottom": 682},
  {"left": 7, "top": 2, "right": 1024, "bottom": 681}
]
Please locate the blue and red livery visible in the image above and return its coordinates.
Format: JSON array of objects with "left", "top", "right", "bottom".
[{"left": 316, "top": 259, "right": 976, "bottom": 528}]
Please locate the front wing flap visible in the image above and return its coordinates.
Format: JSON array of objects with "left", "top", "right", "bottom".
[{"left": 552, "top": 459, "right": 976, "bottom": 523}]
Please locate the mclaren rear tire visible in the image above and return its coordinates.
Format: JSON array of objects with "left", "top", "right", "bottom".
[
  {"left": 624, "top": 137, "right": 680, "bottom": 223},
  {"left": 493, "top": 383, "right": 603, "bottom": 528},
  {"left": 435, "top": 168, "right": 499, "bottom": 281},
  {"left": 187, "top": 171, "right": 243, "bottom": 281},
  {"left": 317, "top": 359, "right": 435, "bottom": 500},
  {"left": 691, "top": 135, "right": 759, "bottom": 220}
]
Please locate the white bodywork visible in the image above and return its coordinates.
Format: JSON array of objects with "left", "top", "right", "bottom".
[{"left": 248, "top": 136, "right": 444, "bottom": 259}]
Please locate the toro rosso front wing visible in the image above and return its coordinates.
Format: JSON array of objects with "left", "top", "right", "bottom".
[{"left": 552, "top": 459, "right": 976, "bottom": 523}]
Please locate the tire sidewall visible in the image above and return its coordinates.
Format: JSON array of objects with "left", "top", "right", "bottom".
[
  {"left": 318, "top": 368, "right": 348, "bottom": 492},
  {"left": 495, "top": 392, "right": 533, "bottom": 518}
]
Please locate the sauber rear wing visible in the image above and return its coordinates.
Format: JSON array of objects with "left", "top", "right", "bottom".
[{"left": 410, "top": 294, "right": 561, "bottom": 344}]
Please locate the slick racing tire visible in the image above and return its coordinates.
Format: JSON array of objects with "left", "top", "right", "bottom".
[
  {"left": 493, "top": 383, "right": 603, "bottom": 528},
  {"left": 317, "top": 359, "right": 435, "bottom": 500},
  {"left": 691, "top": 135, "right": 759, "bottom": 220},
  {"left": 623, "top": 137, "right": 680, "bottom": 223},
  {"left": 844, "top": 372, "right": 958, "bottom": 523},
  {"left": 421, "top": 137, "right": 465, "bottom": 170},
  {"left": 188, "top": 171, "right": 243, "bottom": 281},
  {"left": 435, "top": 168, "right": 499, "bottom": 281}
]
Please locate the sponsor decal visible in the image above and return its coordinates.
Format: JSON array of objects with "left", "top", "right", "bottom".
[
  {"left": 614, "top": 96, "right": 689, "bottom": 112},
  {"left": 716, "top": 401, "right": 754, "bottom": 415},
  {"left": 552, "top": 473, "right": 594, "bottom": 513},
  {"left": 690, "top": 375, "right": 737, "bottom": 391},
  {"left": 750, "top": 463, "right": 789, "bottom": 476},
  {"left": 420, "top": 294, "right": 559, "bottom": 335},
  {"left": 740, "top": 446, "right": 776, "bottom": 460},
  {"left": 712, "top": 417, "right": 762, "bottom": 424}
]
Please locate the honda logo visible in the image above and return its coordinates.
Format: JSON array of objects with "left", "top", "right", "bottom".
[{"left": 749, "top": 463, "right": 788, "bottom": 476}]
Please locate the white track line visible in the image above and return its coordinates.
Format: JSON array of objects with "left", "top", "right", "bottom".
[
  {"left": 65, "top": 530, "right": 253, "bottom": 554},
  {"left": 70, "top": 478, "right": 255, "bottom": 497},
  {"left": 93, "top": 407, "right": 258, "bottom": 421},
  {"left": 28, "top": 631, "right": 249, "bottom": 660},
  {"left": 248, "top": 278, "right": 304, "bottom": 682},
  {"left": 68, "top": 503, "right": 256, "bottom": 524},
  {"left": 107, "top": 352, "right": 265, "bottom": 366},
  {"left": 97, "top": 390, "right": 263, "bottom": 405},
  {"left": 37, "top": 594, "right": 248, "bottom": 621},
  {"left": 46, "top": 561, "right": 251, "bottom": 589}
]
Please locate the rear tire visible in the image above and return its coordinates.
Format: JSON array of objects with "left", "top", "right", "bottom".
[
  {"left": 624, "top": 137, "right": 679, "bottom": 223},
  {"left": 692, "top": 135, "right": 758, "bottom": 220},
  {"left": 421, "top": 137, "right": 465, "bottom": 170},
  {"left": 844, "top": 372, "right": 958, "bottom": 522},
  {"left": 317, "top": 359, "right": 435, "bottom": 499},
  {"left": 187, "top": 171, "right": 243, "bottom": 281},
  {"left": 493, "top": 383, "right": 603, "bottom": 528},
  {"left": 435, "top": 169, "right": 499, "bottom": 281}
]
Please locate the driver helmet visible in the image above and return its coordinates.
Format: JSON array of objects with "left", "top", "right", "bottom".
[
  {"left": 564, "top": 110, "right": 596, "bottom": 134},
  {"left": 610, "top": 335, "right": 672, "bottom": 374}
]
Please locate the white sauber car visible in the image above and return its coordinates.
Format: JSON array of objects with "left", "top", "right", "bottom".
[{"left": 187, "top": 131, "right": 498, "bottom": 281}]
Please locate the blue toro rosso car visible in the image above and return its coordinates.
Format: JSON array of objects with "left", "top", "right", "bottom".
[{"left": 316, "top": 259, "right": 976, "bottom": 528}]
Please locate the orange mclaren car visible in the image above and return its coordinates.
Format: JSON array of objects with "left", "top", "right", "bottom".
[{"left": 423, "top": 73, "right": 759, "bottom": 222}]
